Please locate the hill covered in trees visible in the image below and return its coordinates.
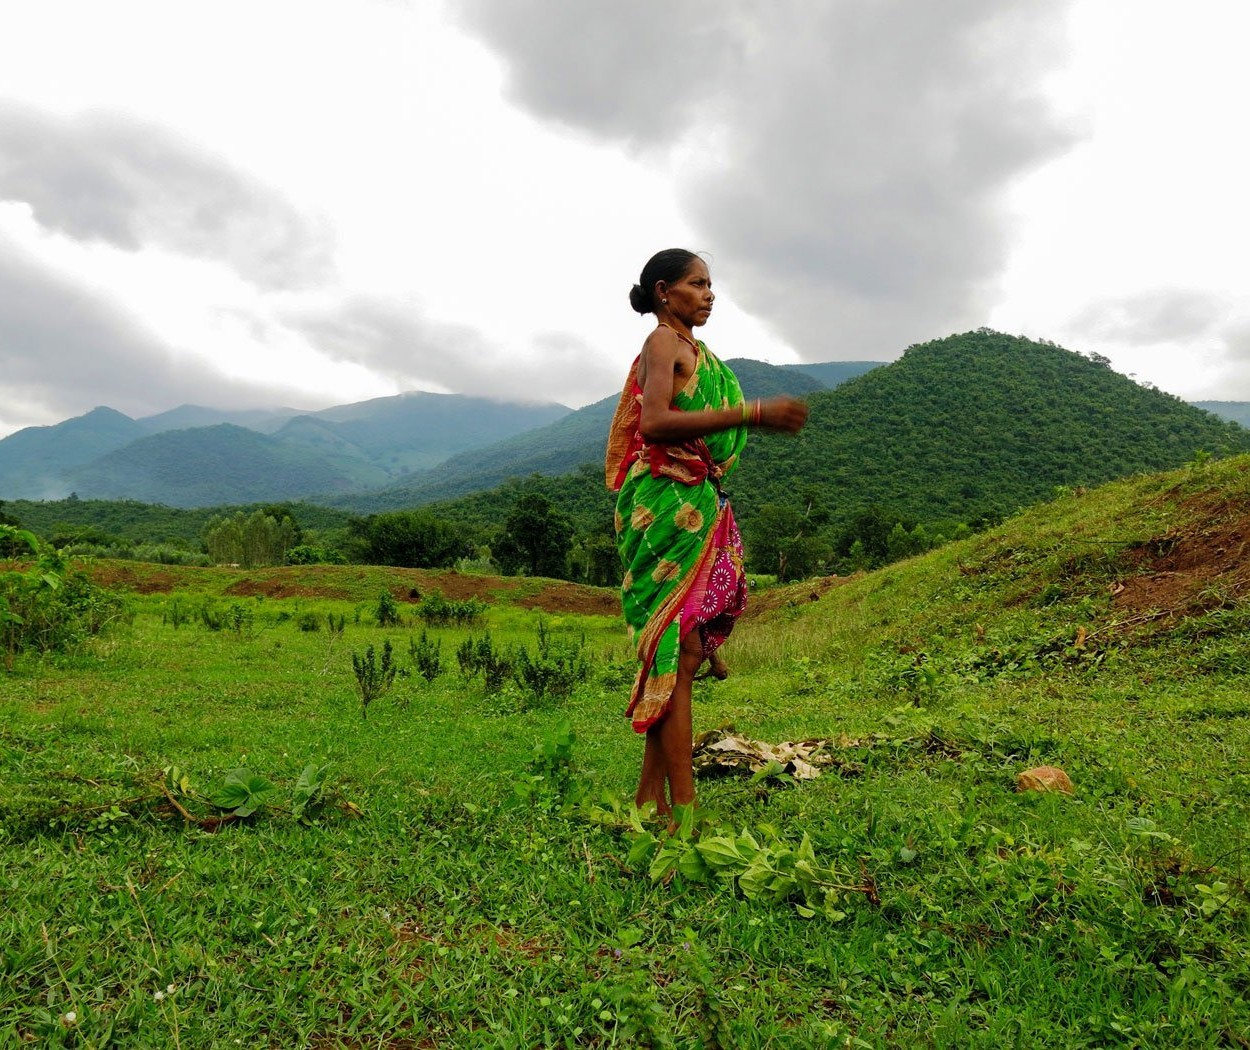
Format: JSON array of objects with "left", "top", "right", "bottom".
[{"left": 733, "top": 330, "right": 1250, "bottom": 527}]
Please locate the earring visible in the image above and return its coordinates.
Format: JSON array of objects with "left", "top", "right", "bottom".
[{"left": 661, "top": 298, "right": 668, "bottom": 305}]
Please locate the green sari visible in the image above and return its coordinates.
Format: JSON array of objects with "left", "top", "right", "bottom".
[{"left": 605, "top": 340, "right": 749, "bottom": 732}]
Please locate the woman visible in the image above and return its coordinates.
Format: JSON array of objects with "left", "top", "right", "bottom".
[{"left": 605, "top": 249, "right": 808, "bottom": 816}]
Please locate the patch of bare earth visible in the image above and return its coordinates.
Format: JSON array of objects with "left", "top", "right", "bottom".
[
  {"left": 87, "top": 564, "right": 177, "bottom": 594},
  {"left": 514, "top": 581, "right": 620, "bottom": 616},
  {"left": 1112, "top": 493, "right": 1250, "bottom": 623}
]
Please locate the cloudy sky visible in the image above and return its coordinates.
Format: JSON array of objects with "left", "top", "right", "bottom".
[{"left": 1, "top": 0, "right": 1247, "bottom": 439}]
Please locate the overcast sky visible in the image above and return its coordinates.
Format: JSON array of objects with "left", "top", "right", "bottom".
[{"left": 1, "top": 0, "right": 1247, "bottom": 439}]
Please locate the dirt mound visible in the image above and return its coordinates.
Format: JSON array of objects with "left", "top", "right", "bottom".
[
  {"left": 1113, "top": 492, "right": 1250, "bottom": 620},
  {"left": 87, "top": 564, "right": 176, "bottom": 594},
  {"left": 515, "top": 582, "right": 620, "bottom": 616}
]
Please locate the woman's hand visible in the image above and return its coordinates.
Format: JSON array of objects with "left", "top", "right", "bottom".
[{"left": 755, "top": 396, "right": 808, "bottom": 433}]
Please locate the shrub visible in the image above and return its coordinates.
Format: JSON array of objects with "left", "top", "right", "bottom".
[
  {"left": 456, "top": 632, "right": 513, "bottom": 695},
  {"left": 513, "top": 619, "right": 591, "bottom": 703},
  {"left": 351, "top": 640, "right": 397, "bottom": 719},
  {"left": 409, "top": 629, "right": 443, "bottom": 682},
  {"left": 417, "top": 592, "right": 487, "bottom": 628},
  {"left": 1, "top": 526, "right": 125, "bottom": 669},
  {"left": 375, "top": 591, "right": 402, "bottom": 628}
]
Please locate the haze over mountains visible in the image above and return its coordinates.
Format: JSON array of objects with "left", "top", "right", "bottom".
[
  {"left": 0, "top": 392, "right": 571, "bottom": 505},
  {"left": 1, "top": 334, "right": 1247, "bottom": 515}
]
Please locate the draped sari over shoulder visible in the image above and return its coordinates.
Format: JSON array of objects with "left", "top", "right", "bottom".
[{"left": 605, "top": 340, "right": 749, "bottom": 733}]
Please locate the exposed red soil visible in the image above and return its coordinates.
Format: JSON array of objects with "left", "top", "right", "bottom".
[
  {"left": 87, "top": 564, "right": 178, "bottom": 594},
  {"left": 1112, "top": 493, "right": 1250, "bottom": 619},
  {"left": 514, "top": 581, "right": 620, "bottom": 616}
]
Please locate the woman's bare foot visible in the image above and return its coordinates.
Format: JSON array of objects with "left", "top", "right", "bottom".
[{"left": 696, "top": 650, "right": 729, "bottom": 681}]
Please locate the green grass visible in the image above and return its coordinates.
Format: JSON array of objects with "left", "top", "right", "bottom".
[{"left": 2, "top": 458, "right": 1249, "bottom": 1047}]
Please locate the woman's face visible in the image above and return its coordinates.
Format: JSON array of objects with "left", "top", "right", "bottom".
[{"left": 660, "top": 259, "right": 715, "bottom": 327}]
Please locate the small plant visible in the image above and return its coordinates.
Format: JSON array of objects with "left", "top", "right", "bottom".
[
  {"left": 1, "top": 526, "right": 125, "bottom": 668},
  {"left": 327, "top": 612, "right": 346, "bottom": 636},
  {"left": 375, "top": 590, "right": 402, "bottom": 628},
  {"left": 198, "top": 600, "right": 227, "bottom": 632},
  {"left": 208, "top": 768, "right": 280, "bottom": 818},
  {"left": 457, "top": 632, "right": 513, "bottom": 694},
  {"left": 351, "top": 640, "right": 398, "bottom": 719},
  {"left": 409, "top": 629, "right": 442, "bottom": 682},
  {"left": 512, "top": 621, "right": 591, "bottom": 704},
  {"left": 164, "top": 597, "right": 189, "bottom": 629},
  {"left": 225, "top": 602, "right": 255, "bottom": 638},
  {"left": 418, "top": 593, "right": 488, "bottom": 627},
  {"left": 297, "top": 611, "right": 321, "bottom": 632},
  {"left": 291, "top": 763, "right": 331, "bottom": 823},
  {"left": 513, "top": 719, "right": 581, "bottom": 809}
]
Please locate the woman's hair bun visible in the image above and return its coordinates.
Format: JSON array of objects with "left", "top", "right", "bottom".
[
  {"left": 628, "top": 283, "right": 652, "bottom": 315},
  {"left": 629, "top": 248, "right": 699, "bottom": 317}
]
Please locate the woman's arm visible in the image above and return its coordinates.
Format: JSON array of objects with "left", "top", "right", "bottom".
[{"left": 638, "top": 329, "right": 808, "bottom": 444}]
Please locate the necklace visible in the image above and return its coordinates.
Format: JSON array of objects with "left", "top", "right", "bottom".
[{"left": 656, "top": 321, "right": 700, "bottom": 354}]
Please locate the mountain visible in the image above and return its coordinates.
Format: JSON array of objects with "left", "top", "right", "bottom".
[
  {"left": 335, "top": 359, "right": 831, "bottom": 512},
  {"left": 0, "top": 407, "right": 147, "bottom": 500},
  {"left": 785, "top": 361, "right": 884, "bottom": 387},
  {"left": 61, "top": 424, "right": 394, "bottom": 507},
  {"left": 1194, "top": 401, "right": 1250, "bottom": 428},
  {"left": 139, "top": 405, "right": 301, "bottom": 434},
  {"left": 285, "top": 391, "right": 569, "bottom": 475},
  {"left": 732, "top": 330, "right": 1250, "bottom": 525},
  {"left": 1, "top": 391, "right": 571, "bottom": 507}
]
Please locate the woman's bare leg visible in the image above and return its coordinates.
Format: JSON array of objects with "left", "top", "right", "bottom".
[
  {"left": 657, "top": 632, "right": 706, "bottom": 809},
  {"left": 635, "top": 730, "right": 669, "bottom": 814},
  {"left": 635, "top": 631, "right": 706, "bottom": 815}
]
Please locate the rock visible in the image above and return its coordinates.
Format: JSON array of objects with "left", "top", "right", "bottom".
[{"left": 1016, "top": 765, "right": 1074, "bottom": 794}]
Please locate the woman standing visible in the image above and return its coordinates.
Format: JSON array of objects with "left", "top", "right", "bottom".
[{"left": 605, "top": 249, "right": 808, "bottom": 816}]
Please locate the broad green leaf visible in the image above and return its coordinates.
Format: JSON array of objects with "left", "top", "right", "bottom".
[
  {"left": 748, "top": 760, "right": 786, "bottom": 785},
  {"left": 649, "top": 839, "right": 688, "bottom": 882},
  {"left": 627, "top": 831, "right": 659, "bottom": 868},
  {"left": 696, "top": 835, "right": 745, "bottom": 872},
  {"left": 671, "top": 803, "right": 697, "bottom": 840},
  {"left": 737, "top": 854, "right": 775, "bottom": 899},
  {"left": 677, "top": 848, "right": 708, "bottom": 883},
  {"left": 735, "top": 830, "right": 761, "bottom": 862}
]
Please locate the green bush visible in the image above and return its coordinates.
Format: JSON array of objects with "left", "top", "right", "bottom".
[{"left": 1, "top": 526, "right": 125, "bottom": 669}]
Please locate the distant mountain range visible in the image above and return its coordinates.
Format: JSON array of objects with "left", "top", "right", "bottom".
[
  {"left": 2, "top": 345, "right": 1246, "bottom": 514},
  {"left": 0, "top": 361, "right": 879, "bottom": 508},
  {"left": 0, "top": 392, "right": 571, "bottom": 506}
]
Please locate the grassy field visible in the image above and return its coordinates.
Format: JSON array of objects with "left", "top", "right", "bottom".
[{"left": 2, "top": 457, "right": 1249, "bottom": 1047}]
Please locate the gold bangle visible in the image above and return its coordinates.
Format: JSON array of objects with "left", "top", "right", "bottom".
[{"left": 740, "top": 401, "right": 749, "bottom": 424}]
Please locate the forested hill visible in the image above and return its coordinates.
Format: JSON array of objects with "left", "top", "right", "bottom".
[{"left": 734, "top": 330, "right": 1250, "bottom": 525}]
